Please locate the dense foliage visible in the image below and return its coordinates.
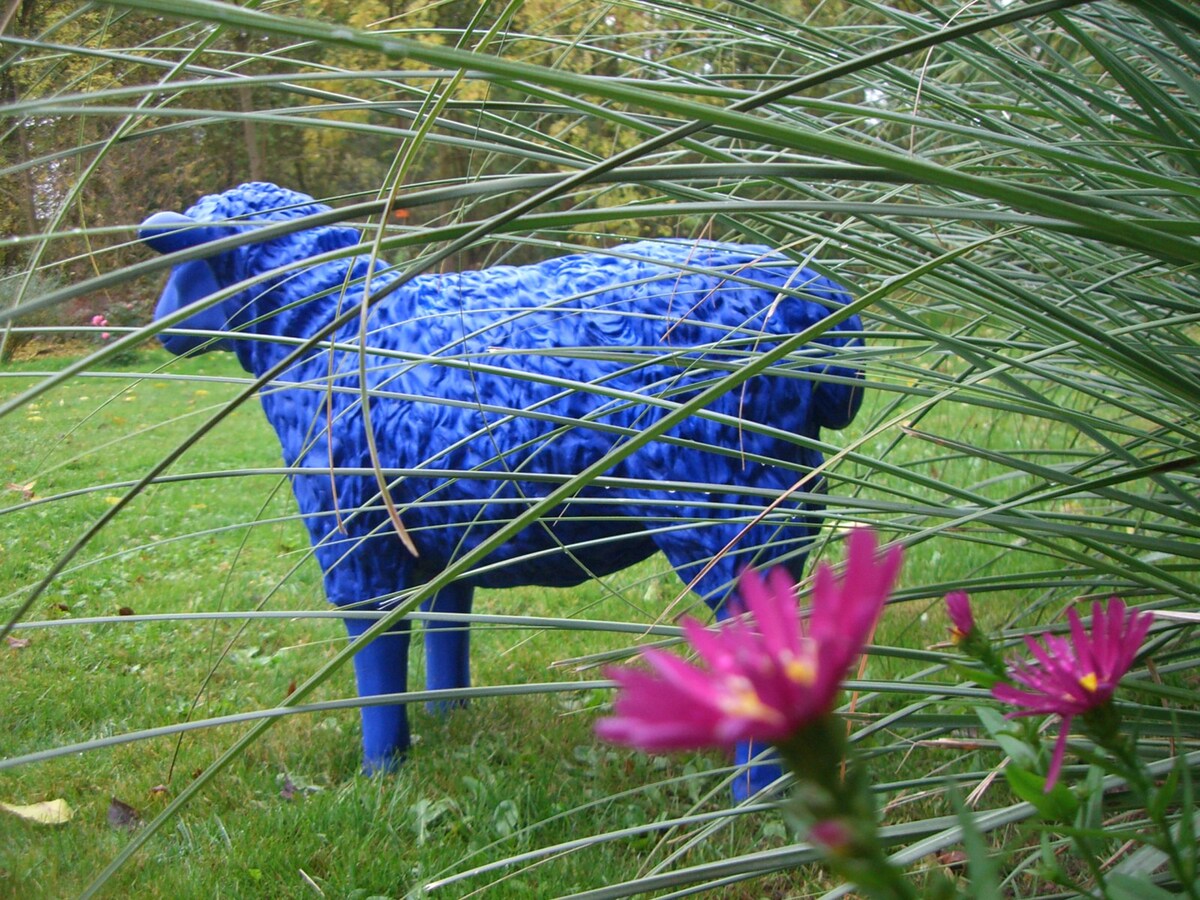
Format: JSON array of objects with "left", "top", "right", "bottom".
[{"left": 1, "top": 0, "right": 1197, "bottom": 896}]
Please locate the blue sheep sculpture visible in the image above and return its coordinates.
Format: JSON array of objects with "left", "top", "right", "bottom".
[{"left": 140, "top": 182, "right": 864, "bottom": 799}]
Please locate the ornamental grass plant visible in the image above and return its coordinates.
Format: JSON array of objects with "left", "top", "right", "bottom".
[{"left": 1, "top": 1, "right": 1198, "bottom": 896}]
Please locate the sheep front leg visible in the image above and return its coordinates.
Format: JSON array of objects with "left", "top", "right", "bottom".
[
  {"left": 344, "top": 616, "right": 412, "bottom": 774},
  {"left": 421, "top": 582, "right": 474, "bottom": 714}
]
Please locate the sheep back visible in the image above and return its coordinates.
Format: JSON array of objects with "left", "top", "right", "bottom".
[{"left": 152, "top": 184, "right": 864, "bottom": 597}]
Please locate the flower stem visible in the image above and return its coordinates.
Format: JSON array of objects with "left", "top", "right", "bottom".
[
  {"left": 1096, "top": 733, "right": 1199, "bottom": 900},
  {"left": 776, "top": 717, "right": 919, "bottom": 900}
]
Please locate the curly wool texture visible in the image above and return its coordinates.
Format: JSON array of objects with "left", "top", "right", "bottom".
[
  {"left": 144, "top": 182, "right": 865, "bottom": 786},
  {"left": 147, "top": 182, "right": 864, "bottom": 603}
]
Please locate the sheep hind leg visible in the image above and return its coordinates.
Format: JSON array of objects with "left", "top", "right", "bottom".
[
  {"left": 715, "top": 600, "right": 786, "bottom": 802},
  {"left": 422, "top": 581, "right": 474, "bottom": 714},
  {"left": 655, "top": 534, "right": 792, "bottom": 802},
  {"left": 344, "top": 615, "right": 413, "bottom": 774}
]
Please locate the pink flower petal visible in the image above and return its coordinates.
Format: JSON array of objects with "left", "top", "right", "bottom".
[
  {"left": 945, "top": 591, "right": 973, "bottom": 639},
  {"left": 682, "top": 617, "right": 736, "bottom": 673},
  {"left": 992, "top": 598, "right": 1150, "bottom": 791},
  {"left": 595, "top": 530, "right": 900, "bottom": 753},
  {"left": 1045, "top": 715, "right": 1073, "bottom": 792}
]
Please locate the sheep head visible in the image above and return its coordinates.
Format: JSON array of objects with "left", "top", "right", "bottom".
[{"left": 139, "top": 182, "right": 363, "bottom": 356}]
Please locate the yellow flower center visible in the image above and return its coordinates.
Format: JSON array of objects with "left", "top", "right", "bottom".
[
  {"left": 1079, "top": 672, "right": 1098, "bottom": 693},
  {"left": 720, "top": 677, "right": 784, "bottom": 724},
  {"left": 784, "top": 656, "right": 817, "bottom": 686}
]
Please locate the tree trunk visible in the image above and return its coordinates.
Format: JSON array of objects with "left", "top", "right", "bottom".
[{"left": 233, "top": 32, "right": 264, "bottom": 181}]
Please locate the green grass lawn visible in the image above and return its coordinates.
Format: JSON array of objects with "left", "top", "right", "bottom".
[
  {"left": 0, "top": 349, "right": 854, "bottom": 897},
  {"left": 0, "top": 346, "right": 1147, "bottom": 898}
]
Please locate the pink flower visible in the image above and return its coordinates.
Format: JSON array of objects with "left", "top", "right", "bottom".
[
  {"left": 945, "top": 591, "right": 974, "bottom": 643},
  {"left": 595, "top": 529, "right": 903, "bottom": 751},
  {"left": 91, "top": 314, "right": 108, "bottom": 327},
  {"left": 808, "top": 818, "right": 855, "bottom": 855},
  {"left": 992, "top": 598, "right": 1151, "bottom": 790}
]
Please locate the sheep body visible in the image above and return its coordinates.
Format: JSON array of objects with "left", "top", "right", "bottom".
[{"left": 141, "top": 182, "right": 864, "bottom": 796}]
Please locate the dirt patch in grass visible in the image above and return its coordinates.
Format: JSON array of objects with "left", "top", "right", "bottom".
[{"left": 3, "top": 337, "right": 92, "bottom": 362}]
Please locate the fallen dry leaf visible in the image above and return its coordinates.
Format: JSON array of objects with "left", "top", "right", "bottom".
[
  {"left": 5, "top": 481, "right": 36, "bottom": 501},
  {"left": 1, "top": 798, "right": 74, "bottom": 825},
  {"left": 117, "top": 606, "right": 134, "bottom": 616},
  {"left": 938, "top": 850, "right": 969, "bottom": 874},
  {"left": 106, "top": 797, "right": 141, "bottom": 830},
  {"left": 6, "top": 635, "right": 30, "bottom": 650}
]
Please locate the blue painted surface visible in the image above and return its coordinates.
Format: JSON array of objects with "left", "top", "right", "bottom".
[{"left": 142, "top": 182, "right": 864, "bottom": 798}]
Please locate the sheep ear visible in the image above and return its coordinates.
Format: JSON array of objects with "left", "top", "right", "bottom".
[{"left": 139, "top": 211, "right": 222, "bottom": 255}]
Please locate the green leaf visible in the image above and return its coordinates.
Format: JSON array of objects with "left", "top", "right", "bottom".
[
  {"left": 1105, "top": 873, "right": 1179, "bottom": 900},
  {"left": 948, "top": 662, "right": 1004, "bottom": 690},
  {"left": 950, "top": 790, "right": 1003, "bottom": 900},
  {"left": 972, "top": 706, "right": 1038, "bottom": 769},
  {"left": 1003, "top": 764, "right": 1079, "bottom": 822}
]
